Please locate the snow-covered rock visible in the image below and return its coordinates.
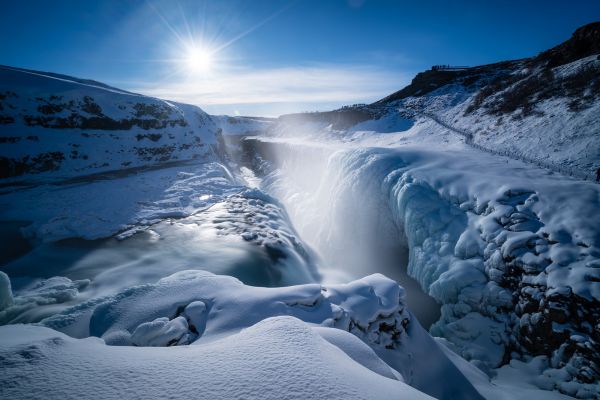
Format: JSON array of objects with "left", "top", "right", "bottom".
[
  {"left": 0, "top": 275, "right": 89, "bottom": 325},
  {"left": 0, "top": 271, "right": 13, "bottom": 311}
]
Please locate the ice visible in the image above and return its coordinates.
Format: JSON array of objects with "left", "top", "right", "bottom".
[
  {"left": 455, "top": 229, "right": 485, "bottom": 258},
  {"left": 0, "top": 272, "right": 13, "bottom": 311},
  {"left": 0, "top": 162, "right": 244, "bottom": 242},
  {"left": 182, "top": 300, "right": 208, "bottom": 336},
  {"left": 0, "top": 275, "right": 89, "bottom": 325},
  {"left": 1, "top": 37, "right": 599, "bottom": 399},
  {"left": 245, "top": 115, "right": 600, "bottom": 396}
]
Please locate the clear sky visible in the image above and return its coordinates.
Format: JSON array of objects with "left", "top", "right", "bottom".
[{"left": 1, "top": 0, "right": 599, "bottom": 116}]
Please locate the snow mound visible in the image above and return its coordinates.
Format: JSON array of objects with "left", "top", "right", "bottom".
[
  {"left": 42, "top": 271, "right": 409, "bottom": 347},
  {"left": 37, "top": 270, "right": 482, "bottom": 399},
  {"left": 0, "top": 317, "right": 435, "bottom": 400}
]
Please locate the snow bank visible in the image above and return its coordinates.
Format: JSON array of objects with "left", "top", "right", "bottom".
[
  {"left": 0, "top": 318, "right": 435, "bottom": 400},
  {"left": 0, "top": 162, "right": 242, "bottom": 242},
  {"left": 41, "top": 271, "right": 408, "bottom": 344},
  {"left": 35, "top": 270, "right": 481, "bottom": 399}
]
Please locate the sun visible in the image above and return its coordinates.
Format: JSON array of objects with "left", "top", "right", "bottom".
[{"left": 184, "top": 46, "right": 213, "bottom": 74}]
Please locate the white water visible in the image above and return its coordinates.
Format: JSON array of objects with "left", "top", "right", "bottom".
[{"left": 251, "top": 139, "right": 442, "bottom": 328}]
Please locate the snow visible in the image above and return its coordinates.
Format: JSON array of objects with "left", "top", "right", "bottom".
[
  {"left": 436, "top": 338, "right": 577, "bottom": 400},
  {"left": 314, "top": 326, "right": 402, "bottom": 380},
  {"left": 130, "top": 315, "right": 192, "bottom": 346},
  {"left": 390, "top": 56, "right": 600, "bottom": 180},
  {"left": 244, "top": 107, "right": 600, "bottom": 397},
  {"left": 1, "top": 179, "right": 321, "bottom": 325},
  {"left": 40, "top": 271, "right": 409, "bottom": 345},
  {"left": 0, "top": 65, "right": 219, "bottom": 181},
  {"left": 0, "top": 161, "right": 242, "bottom": 242},
  {"left": 212, "top": 114, "right": 274, "bottom": 136},
  {"left": 0, "top": 270, "right": 487, "bottom": 399},
  {"left": 0, "top": 271, "right": 13, "bottom": 310},
  {"left": 2, "top": 54, "right": 599, "bottom": 399},
  {"left": 0, "top": 318, "right": 434, "bottom": 400}
]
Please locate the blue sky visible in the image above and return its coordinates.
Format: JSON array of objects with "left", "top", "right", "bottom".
[{"left": 1, "top": 0, "right": 599, "bottom": 116}]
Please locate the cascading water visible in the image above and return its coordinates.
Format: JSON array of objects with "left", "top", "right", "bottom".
[{"left": 243, "top": 139, "right": 442, "bottom": 328}]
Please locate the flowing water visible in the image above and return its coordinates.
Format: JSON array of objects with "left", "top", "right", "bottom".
[{"left": 241, "top": 138, "right": 441, "bottom": 328}]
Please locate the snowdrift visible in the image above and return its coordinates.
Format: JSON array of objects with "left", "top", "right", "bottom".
[{"left": 1, "top": 270, "right": 482, "bottom": 400}]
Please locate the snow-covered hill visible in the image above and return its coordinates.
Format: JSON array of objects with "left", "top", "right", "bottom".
[
  {"left": 273, "top": 22, "right": 600, "bottom": 180},
  {"left": 0, "top": 65, "right": 221, "bottom": 181}
]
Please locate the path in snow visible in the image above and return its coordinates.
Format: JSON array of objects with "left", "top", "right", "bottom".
[{"left": 418, "top": 111, "right": 594, "bottom": 181}]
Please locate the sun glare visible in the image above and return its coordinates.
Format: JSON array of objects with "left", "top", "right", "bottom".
[{"left": 184, "top": 46, "right": 213, "bottom": 74}]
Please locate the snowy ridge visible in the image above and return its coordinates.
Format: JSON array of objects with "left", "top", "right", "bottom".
[
  {"left": 275, "top": 23, "right": 600, "bottom": 180},
  {"left": 390, "top": 53, "right": 600, "bottom": 181},
  {"left": 416, "top": 111, "right": 591, "bottom": 181}
]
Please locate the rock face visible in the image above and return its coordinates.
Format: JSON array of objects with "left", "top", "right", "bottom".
[
  {"left": 535, "top": 22, "right": 600, "bottom": 68},
  {"left": 379, "top": 22, "right": 600, "bottom": 109},
  {"left": 0, "top": 65, "right": 222, "bottom": 180}
]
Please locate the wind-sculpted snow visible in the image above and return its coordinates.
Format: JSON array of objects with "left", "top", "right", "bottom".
[
  {"left": 28, "top": 270, "right": 481, "bottom": 399},
  {"left": 0, "top": 317, "right": 436, "bottom": 400},
  {"left": 40, "top": 271, "right": 407, "bottom": 345}
]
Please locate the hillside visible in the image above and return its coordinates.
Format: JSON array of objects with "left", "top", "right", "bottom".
[
  {"left": 0, "top": 65, "right": 221, "bottom": 181},
  {"left": 274, "top": 22, "right": 600, "bottom": 180}
]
